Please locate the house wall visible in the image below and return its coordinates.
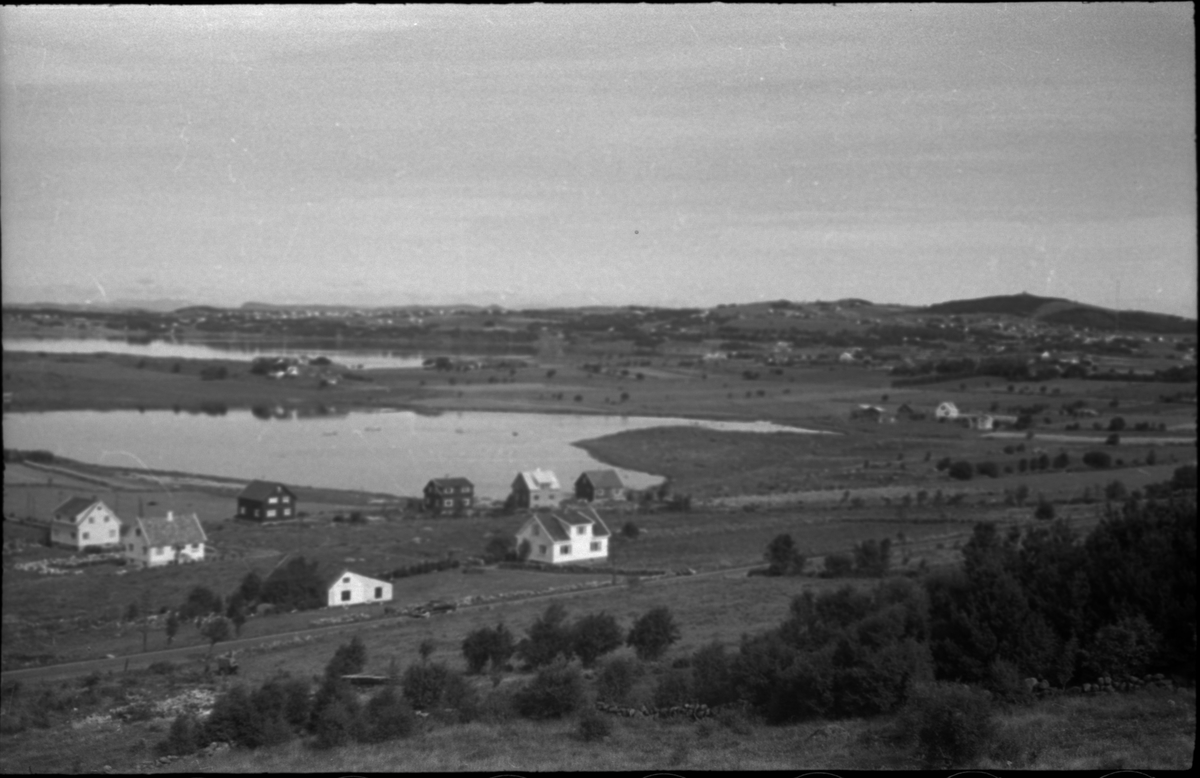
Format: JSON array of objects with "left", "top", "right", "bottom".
[
  {"left": 516, "top": 522, "right": 607, "bottom": 564},
  {"left": 51, "top": 504, "right": 121, "bottom": 550},
  {"left": 327, "top": 574, "right": 393, "bottom": 607}
]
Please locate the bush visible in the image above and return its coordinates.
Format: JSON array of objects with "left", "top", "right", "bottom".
[
  {"left": 1082, "top": 451, "right": 1112, "bottom": 469},
  {"left": 595, "top": 656, "right": 640, "bottom": 704},
  {"left": 158, "top": 713, "right": 201, "bottom": 756},
  {"left": 948, "top": 461, "right": 974, "bottom": 481},
  {"left": 691, "top": 641, "right": 737, "bottom": 707},
  {"left": 462, "top": 623, "right": 516, "bottom": 675},
  {"left": 202, "top": 684, "right": 259, "bottom": 748},
  {"left": 1105, "top": 433, "right": 1121, "bottom": 446},
  {"left": 621, "top": 521, "right": 640, "bottom": 539},
  {"left": 514, "top": 659, "right": 585, "bottom": 719},
  {"left": 652, "top": 669, "right": 693, "bottom": 708},
  {"left": 1033, "top": 499, "right": 1055, "bottom": 521},
  {"left": 401, "top": 662, "right": 449, "bottom": 711},
  {"left": 984, "top": 658, "right": 1034, "bottom": 707},
  {"left": 822, "top": 553, "right": 854, "bottom": 578},
  {"left": 441, "top": 670, "right": 482, "bottom": 723},
  {"left": 312, "top": 699, "right": 362, "bottom": 750},
  {"left": 518, "top": 602, "right": 574, "bottom": 668},
  {"left": 898, "top": 682, "right": 996, "bottom": 768},
  {"left": 577, "top": 709, "right": 613, "bottom": 742},
  {"left": 975, "top": 461, "right": 999, "bottom": 478},
  {"left": 1081, "top": 615, "right": 1162, "bottom": 679},
  {"left": 325, "top": 636, "right": 367, "bottom": 680},
  {"left": 361, "top": 685, "right": 415, "bottom": 743},
  {"left": 626, "top": 607, "right": 681, "bottom": 661},
  {"left": 764, "top": 533, "right": 805, "bottom": 576},
  {"left": 570, "top": 612, "right": 624, "bottom": 668}
]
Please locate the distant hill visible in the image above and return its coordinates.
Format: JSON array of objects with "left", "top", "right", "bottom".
[{"left": 924, "top": 293, "right": 1195, "bottom": 334}]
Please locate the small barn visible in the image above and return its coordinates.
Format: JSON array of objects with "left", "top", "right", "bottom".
[
  {"left": 50, "top": 497, "right": 123, "bottom": 550},
  {"left": 326, "top": 570, "right": 393, "bottom": 608},
  {"left": 237, "top": 481, "right": 297, "bottom": 521},
  {"left": 849, "top": 404, "right": 886, "bottom": 422},
  {"left": 574, "top": 470, "right": 625, "bottom": 502},
  {"left": 935, "top": 401, "right": 960, "bottom": 421}
]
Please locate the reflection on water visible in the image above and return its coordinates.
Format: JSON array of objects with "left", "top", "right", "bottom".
[{"left": 3, "top": 409, "right": 821, "bottom": 501}]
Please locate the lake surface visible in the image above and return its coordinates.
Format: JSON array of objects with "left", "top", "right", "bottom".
[
  {"left": 2, "top": 337, "right": 462, "bottom": 369},
  {"left": 3, "top": 410, "right": 821, "bottom": 501}
]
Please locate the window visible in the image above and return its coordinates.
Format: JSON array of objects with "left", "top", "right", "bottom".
[
  {"left": 374, "top": 587, "right": 383, "bottom": 599},
  {"left": 82, "top": 532, "right": 89, "bottom": 540},
  {"left": 341, "top": 590, "right": 351, "bottom": 602},
  {"left": 538, "top": 544, "right": 547, "bottom": 555},
  {"left": 591, "top": 541, "right": 601, "bottom": 552},
  {"left": 89, "top": 516, "right": 94, "bottom": 524},
  {"left": 267, "top": 509, "right": 276, "bottom": 518},
  {"left": 560, "top": 545, "right": 570, "bottom": 555},
  {"left": 444, "top": 499, "right": 453, "bottom": 508},
  {"left": 576, "top": 526, "right": 585, "bottom": 535},
  {"left": 343, "top": 576, "right": 351, "bottom": 583},
  {"left": 268, "top": 496, "right": 278, "bottom": 504}
]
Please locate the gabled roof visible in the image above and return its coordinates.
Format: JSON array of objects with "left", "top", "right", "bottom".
[
  {"left": 326, "top": 568, "right": 389, "bottom": 590},
  {"left": 427, "top": 477, "right": 473, "bottom": 490},
  {"left": 132, "top": 512, "right": 207, "bottom": 548},
  {"left": 544, "top": 507, "right": 612, "bottom": 539},
  {"left": 239, "top": 480, "right": 293, "bottom": 501},
  {"left": 515, "top": 469, "right": 560, "bottom": 491},
  {"left": 577, "top": 470, "right": 624, "bottom": 490},
  {"left": 53, "top": 497, "right": 104, "bottom": 522},
  {"left": 529, "top": 515, "right": 571, "bottom": 542}
]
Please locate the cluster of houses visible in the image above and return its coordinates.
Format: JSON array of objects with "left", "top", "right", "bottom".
[
  {"left": 40, "top": 470, "right": 623, "bottom": 609},
  {"left": 423, "top": 468, "right": 627, "bottom": 515},
  {"left": 850, "top": 400, "right": 1017, "bottom": 430}
]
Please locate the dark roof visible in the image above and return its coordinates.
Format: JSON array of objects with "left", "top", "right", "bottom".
[
  {"left": 238, "top": 480, "right": 293, "bottom": 501},
  {"left": 53, "top": 497, "right": 102, "bottom": 521},
  {"left": 548, "top": 508, "right": 612, "bottom": 539},
  {"left": 134, "top": 513, "right": 207, "bottom": 547},
  {"left": 533, "top": 516, "right": 571, "bottom": 542},
  {"left": 578, "top": 470, "right": 624, "bottom": 490},
  {"left": 427, "top": 477, "right": 473, "bottom": 490}
]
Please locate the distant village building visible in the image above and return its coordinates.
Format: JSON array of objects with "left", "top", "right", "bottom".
[
  {"left": 326, "top": 570, "right": 393, "bottom": 608},
  {"left": 514, "top": 507, "right": 612, "bottom": 565},
  {"left": 935, "top": 401, "right": 960, "bottom": 421},
  {"left": 237, "top": 481, "right": 296, "bottom": 521},
  {"left": 50, "top": 497, "right": 122, "bottom": 550},
  {"left": 895, "top": 403, "right": 925, "bottom": 421},
  {"left": 122, "top": 512, "right": 207, "bottom": 568},
  {"left": 574, "top": 470, "right": 625, "bottom": 502},
  {"left": 849, "top": 404, "right": 886, "bottom": 423},
  {"left": 424, "top": 477, "right": 475, "bottom": 515},
  {"left": 512, "top": 469, "right": 563, "bottom": 510},
  {"left": 957, "top": 413, "right": 995, "bottom": 431}
]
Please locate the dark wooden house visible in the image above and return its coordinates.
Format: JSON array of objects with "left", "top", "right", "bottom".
[
  {"left": 236, "top": 481, "right": 296, "bottom": 521},
  {"left": 424, "top": 477, "right": 475, "bottom": 515},
  {"left": 574, "top": 470, "right": 625, "bottom": 502}
]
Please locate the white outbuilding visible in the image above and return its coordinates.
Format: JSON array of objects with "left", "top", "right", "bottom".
[{"left": 326, "top": 569, "right": 393, "bottom": 608}]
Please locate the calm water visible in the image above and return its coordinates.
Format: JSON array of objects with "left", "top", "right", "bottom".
[
  {"left": 3, "top": 410, "right": 821, "bottom": 501},
  {"left": 2, "top": 337, "right": 447, "bottom": 369}
]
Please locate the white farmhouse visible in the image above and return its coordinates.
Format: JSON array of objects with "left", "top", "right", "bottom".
[
  {"left": 50, "top": 497, "right": 123, "bottom": 550},
  {"left": 122, "top": 512, "right": 208, "bottom": 568},
  {"left": 935, "top": 401, "right": 960, "bottom": 420},
  {"left": 515, "top": 507, "right": 612, "bottom": 565},
  {"left": 326, "top": 570, "right": 393, "bottom": 608},
  {"left": 511, "top": 469, "right": 563, "bottom": 509}
]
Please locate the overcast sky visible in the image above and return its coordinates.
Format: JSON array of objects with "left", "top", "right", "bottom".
[{"left": 1, "top": 4, "right": 1195, "bottom": 315}]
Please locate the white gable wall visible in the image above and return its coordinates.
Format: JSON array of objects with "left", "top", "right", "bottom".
[
  {"left": 51, "top": 503, "right": 122, "bottom": 550},
  {"left": 327, "top": 572, "right": 393, "bottom": 607}
]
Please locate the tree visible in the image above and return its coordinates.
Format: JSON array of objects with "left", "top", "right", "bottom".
[
  {"left": 226, "top": 592, "right": 248, "bottom": 637},
  {"left": 180, "top": 586, "right": 221, "bottom": 623},
  {"left": 947, "top": 461, "right": 974, "bottom": 481},
  {"left": 517, "top": 602, "right": 573, "bottom": 668},
  {"left": 165, "top": 610, "right": 180, "bottom": 646},
  {"left": 1108, "top": 416, "right": 1126, "bottom": 432},
  {"left": 260, "top": 556, "right": 325, "bottom": 611},
  {"left": 238, "top": 570, "right": 263, "bottom": 604},
  {"left": 463, "top": 624, "right": 516, "bottom": 674},
  {"left": 853, "top": 538, "right": 892, "bottom": 577},
  {"left": 691, "top": 641, "right": 737, "bottom": 707},
  {"left": 325, "top": 636, "right": 368, "bottom": 680},
  {"left": 513, "top": 659, "right": 584, "bottom": 719},
  {"left": 1034, "top": 499, "right": 1056, "bottom": 521},
  {"left": 570, "top": 612, "right": 624, "bottom": 668},
  {"left": 626, "top": 606, "right": 680, "bottom": 661},
  {"left": 765, "top": 533, "right": 805, "bottom": 576},
  {"left": 484, "top": 536, "right": 514, "bottom": 563}
]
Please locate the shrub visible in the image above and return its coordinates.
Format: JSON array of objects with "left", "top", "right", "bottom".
[
  {"left": 158, "top": 713, "right": 201, "bottom": 756},
  {"left": 653, "top": 669, "right": 694, "bottom": 708},
  {"left": 975, "top": 461, "right": 999, "bottom": 478},
  {"left": 853, "top": 538, "right": 892, "bottom": 577},
  {"left": 312, "top": 699, "right": 362, "bottom": 750},
  {"left": 691, "top": 641, "right": 737, "bottom": 707},
  {"left": 514, "top": 659, "right": 585, "bottom": 719},
  {"left": 260, "top": 556, "right": 325, "bottom": 611},
  {"left": 577, "top": 709, "right": 612, "bottom": 742},
  {"left": 1105, "top": 433, "right": 1121, "bottom": 446},
  {"left": 595, "top": 656, "right": 640, "bottom": 704},
  {"left": 570, "top": 612, "right": 624, "bottom": 668},
  {"left": 1081, "top": 615, "right": 1162, "bottom": 679},
  {"left": 948, "top": 461, "right": 974, "bottom": 481},
  {"left": 1033, "top": 499, "right": 1055, "bottom": 521},
  {"left": 401, "top": 661, "right": 449, "bottom": 711},
  {"left": 325, "top": 636, "right": 367, "bottom": 680},
  {"left": 626, "top": 607, "right": 681, "bottom": 661},
  {"left": 1082, "top": 451, "right": 1112, "bottom": 469},
  {"left": 621, "top": 521, "right": 640, "bottom": 539},
  {"left": 984, "top": 658, "right": 1034, "bottom": 707},
  {"left": 898, "top": 682, "right": 996, "bottom": 768},
  {"left": 518, "top": 602, "right": 573, "bottom": 668},
  {"left": 441, "top": 670, "right": 482, "bottom": 723},
  {"left": 462, "top": 623, "right": 516, "bottom": 675},
  {"left": 361, "top": 685, "right": 415, "bottom": 743},
  {"left": 764, "top": 533, "right": 805, "bottom": 576}
]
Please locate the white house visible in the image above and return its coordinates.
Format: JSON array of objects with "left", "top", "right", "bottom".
[
  {"left": 122, "top": 512, "right": 207, "bottom": 568},
  {"left": 326, "top": 570, "right": 393, "bottom": 608},
  {"left": 512, "top": 469, "right": 563, "bottom": 509},
  {"left": 50, "top": 497, "right": 122, "bottom": 550},
  {"left": 935, "top": 401, "right": 960, "bottom": 420},
  {"left": 958, "top": 413, "right": 995, "bottom": 431},
  {"left": 515, "top": 506, "right": 612, "bottom": 565}
]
